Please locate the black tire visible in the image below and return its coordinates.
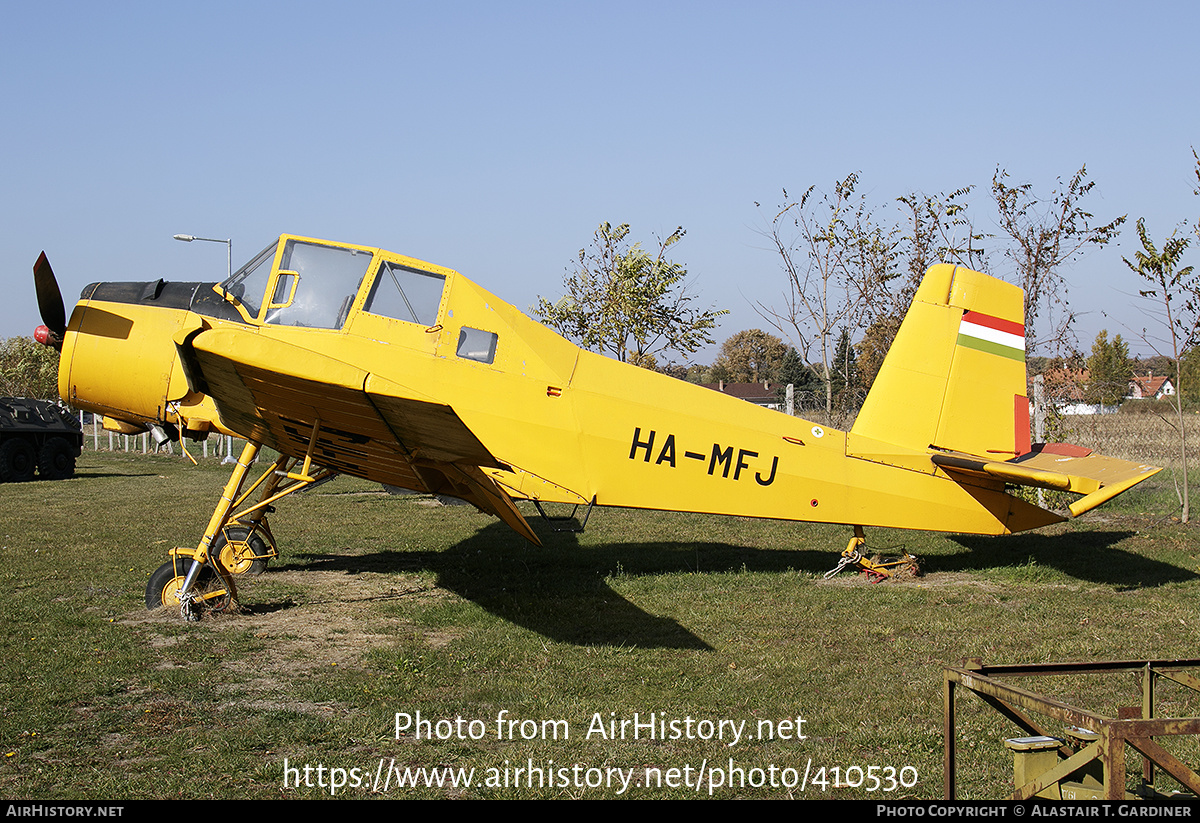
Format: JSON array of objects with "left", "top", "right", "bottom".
[
  {"left": 145, "top": 558, "right": 216, "bottom": 610},
  {"left": 211, "top": 526, "right": 272, "bottom": 576},
  {"left": 0, "top": 438, "right": 36, "bottom": 483},
  {"left": 37, "top": 437, "right": 76, "bottom": 480}
]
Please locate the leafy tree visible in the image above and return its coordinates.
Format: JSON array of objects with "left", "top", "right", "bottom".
[
  {"left": 1176, "top": 347, "right": 1200, "bottom": 409},
  {"left": 0, "top": 336, "right": 60, "bottom": 399},
  {"left": 777, "top": 345, "right": 816, "bottom": 396},
  {"left": 534, "top": 222, "right": 727, "bottom": 367},
  {"left": 1124, "top": 217, "right": 1195, "bottom": 522},
  {"left": 684, "top": 363, "right": 714, "bottom": 384},
  {"left": 711, "top": 329, "right": 787, "bottom": 384},
  {"left": 777, "top": 347, "right": 816, "bottom": 386},
  {"left": 830, "top": 327, "right": 859, "bottom": 407},
  {"left": 653, "top": 361, "right": 690, "bottom": 381},
  {"left": 854, "top": 314, "right": 899, "bottom": 394},
  {"left": 1130, "top": 353, "right": 1176, "bottom": 382},
  {"left": 1084, "top": 330, "right": 1130, "bottom": 406}
]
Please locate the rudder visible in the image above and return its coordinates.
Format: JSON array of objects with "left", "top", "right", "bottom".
[{"left": 851, "top": 264, "right": 1028, "bottom": 458}]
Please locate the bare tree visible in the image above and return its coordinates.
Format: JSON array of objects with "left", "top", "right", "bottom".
[
  {"left": 858, "top": 188, "right": 988, "bottom": 391},
  {"left": 757, "top": 167, "right": 1120, "bottom": 418},
  {"left": 993, "top": 165, "right": 1126, "bottom": 355},
  {"left": 755, "top": 174, "right": 897, "bottom": 416},
  {"left": 897, "top": 187, "right": 989, "bottom": 278}
]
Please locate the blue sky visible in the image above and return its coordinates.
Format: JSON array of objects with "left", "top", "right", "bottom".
[{"left": 3, "top": 1, "right": 1198, "bottom": 360}]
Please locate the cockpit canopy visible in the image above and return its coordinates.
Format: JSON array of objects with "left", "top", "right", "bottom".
[{"left": 220, "top": 236, "right": 448, "bottom": 331}]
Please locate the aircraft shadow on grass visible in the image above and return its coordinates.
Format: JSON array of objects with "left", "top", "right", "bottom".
[
  {"left": 283, "top": 520, "right": 845, "bottom": 650},
  {"left": 947, "top": 530, "right": 1199, "bottom": 588},
  {"left": 275, "top": 516, "right": 1198, "bottom": 647}
]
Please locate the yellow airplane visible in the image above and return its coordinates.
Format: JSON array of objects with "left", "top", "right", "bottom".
[{"left": 31, "top": 234, "right": 1160, "bottom": 618}]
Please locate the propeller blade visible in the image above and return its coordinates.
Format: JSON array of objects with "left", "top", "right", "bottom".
[{"left": 33, "top": 251, "right": 67, "bottom": 336}]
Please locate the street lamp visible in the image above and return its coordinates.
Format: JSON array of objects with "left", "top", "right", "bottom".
[
  {"left": 173, "top": 233, "right": 231, "bottom": 280},
  {"left": 173, "top": 233, "right": 234, "bottom": 462}
]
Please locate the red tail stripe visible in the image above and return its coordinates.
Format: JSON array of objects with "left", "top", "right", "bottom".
[{"left": 962, "top": 310, "right": 1024, "bottom": 338}]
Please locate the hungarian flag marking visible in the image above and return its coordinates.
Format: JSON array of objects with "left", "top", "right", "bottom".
[{"left": 956, "top": 311, "right": 1025, "bottom": 361}]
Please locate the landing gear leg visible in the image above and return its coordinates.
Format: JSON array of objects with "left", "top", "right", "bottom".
[
  {"left": 145, "top": 425, "right": 339, "bottom": 618},
  {"left": 824, "top": 526, "right": 921, "bottom": 581},
  {"left": 145, "top": 440, "right": 261, "bottom": 618}
]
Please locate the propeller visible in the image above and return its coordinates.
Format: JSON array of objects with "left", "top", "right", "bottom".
[{"left": 33, "top": 251, "right": 66, "bottom": 349}]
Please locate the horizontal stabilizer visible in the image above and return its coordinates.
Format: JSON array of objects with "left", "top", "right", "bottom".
[{"left": 932, "top": 443, "right": 1161, "bottom": 517}]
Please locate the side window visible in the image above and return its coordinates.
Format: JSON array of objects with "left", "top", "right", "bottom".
[
  {"left": 363, "top": 262, "right": 446, "bottom": 326},
  {"left": 456, "top": 327, "right": 498, "bottom": 364}
]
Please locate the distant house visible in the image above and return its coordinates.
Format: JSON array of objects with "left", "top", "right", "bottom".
[
  {"left": 700, "top": 381, "right": 781, "bottom": 410},
  {"left": 1127, "top": 373, "right": 1175, "bottom": 400},
  {"left": 1033, "top": 367, "right": 1118, "bottom": 415}
]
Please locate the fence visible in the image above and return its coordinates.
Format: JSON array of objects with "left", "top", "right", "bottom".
[
  {"left": 76, "top": 411, "right": 238, "bottom": 462},
  {"left": 72, "top": 384, "right": 1190, "bottom": 475},
  {"left": 779, "top": 388, "right": 869, "bottom": 430}
]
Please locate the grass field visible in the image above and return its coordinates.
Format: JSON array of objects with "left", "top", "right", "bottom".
[{"left": 1, "top": 415, "right": 1198, "bottom": 799}]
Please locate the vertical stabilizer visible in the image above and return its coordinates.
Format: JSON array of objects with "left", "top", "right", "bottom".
[{"left": 851, "top": 265, "right": 1029, "bottom": 458}]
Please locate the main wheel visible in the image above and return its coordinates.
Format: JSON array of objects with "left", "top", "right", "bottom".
[
  {"left": 211, "top": 525, "right": 273, "bottom": 576},
  {"left": 38, "top": 437, "right": 76, "bottom": 480},
  {"left": 145, "top": 558, "right": 221, "bottom": 610},
  {"left": 0, "top": 438, "right": 36, "bottom": 483}
]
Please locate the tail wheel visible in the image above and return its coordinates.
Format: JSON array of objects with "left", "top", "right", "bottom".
[
  {"left": 211, "top": 525, "right": 274, "bottom": 576},
  {"left": 145, "top": 558, "right": 229, "bottom": 612},
  {"left": 0, "top": 439, "right": 36, "bottom": 483},
  {"left": 38, "top": 437, "right": 76, "bottom": 480}
]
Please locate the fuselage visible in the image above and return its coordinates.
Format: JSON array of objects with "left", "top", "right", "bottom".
[{"left": 57, "top": 234, "right": 1061, "bottom": 537}]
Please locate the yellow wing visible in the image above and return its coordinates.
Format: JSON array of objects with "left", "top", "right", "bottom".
[{"left": 181, "top": 327, "right": 542, "bottom": 544}]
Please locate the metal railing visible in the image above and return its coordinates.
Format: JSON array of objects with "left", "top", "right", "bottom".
[{"left": 943, "top": 658, "right": 1200, "bottom": 800}]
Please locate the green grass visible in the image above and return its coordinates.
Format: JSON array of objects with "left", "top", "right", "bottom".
[{"left": 0, "top": 449, "right": 1198, "bottom": 799}]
